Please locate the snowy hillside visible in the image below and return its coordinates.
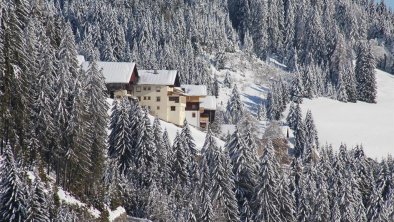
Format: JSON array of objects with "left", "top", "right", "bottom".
[
  {"left": 212, "top": 51, "right": 287, "bottom": 113},
  {"left": 147, "top": 115, "right": 225, "bottom": 149},
  {"left": 211, "top": 51, "right": 288, "bottom": 137},
  {"left": 299, "top": 69, "right": 394, "bottom": 159},
  {"left": 211, "top": 52, "right": 394, "bottom": 159}
]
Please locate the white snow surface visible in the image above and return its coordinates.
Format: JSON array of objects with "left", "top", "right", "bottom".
[
  {"left": 181, "top": 84, "right": 208, "bottom": 96},
  {"left": 108, "top": 206, "right": 126, "bottom": 221},
  {"left": 200, "top": 96, "right": 217, "bottom": 110},
  {"left": 77, "top": 55, "right": 85, "bottom": 67},
  {"left": 82, "top": 61, "right": 136, "bottom": 83},
  {"left": 26, "top": 171, "right": 36, "bottom": 182},
  {"left": 57, "top": 187, "right": 101, "bottom": 218},
  {"left": 299, "top": 69, "right": 394, "bottom": 159},
  {"left": 138, "top": 70, "right": 178, "bottom": 85},
  {"left": 147, "top": 115, "right": 225, "bottom": 149}
]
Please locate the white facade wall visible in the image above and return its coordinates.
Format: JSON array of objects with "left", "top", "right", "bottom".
[
  {"left": 133, "top": 85, "right": 186, "bottom": 125},
  {"left": 185, "top": 111, "right": 200, "bottom": 127},
  {"left": 133, "top": 85, "right": 169, "bottom": 121}
]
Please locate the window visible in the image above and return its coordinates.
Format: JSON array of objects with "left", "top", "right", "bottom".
[
  {"left": 147, "top": 96, "right": 151, "bottom": 100},
  {"left": 148, "top": 106, "right": 151, "bottom": 110},
  {"left": 136, "top": 86, "right": 141, "bottom": 92},
  {"left": 148, "top": 86, "right": 151, "bottom": 90},
  {"left": 127, "top": 90, "right": 132, "bottom": 95},
  {"left": 137, "top": 96, "right": 141, "bottom": 101},
  {"left": 157, "top": 106, "right": 160, "bottom": 110},
  {"left": 143, "top": 87, "right": 147, "bottom": 91},
  {"left": 156, "top": 87, "right": 161, "bottom": 92},
  {"left": 169, "top": 97, "right": 179, "bottom": 103},
  {"left": 192, "top": 113, "right": 196, "bottom": 118},
  {"left": 191, "top": 104, "right": 198, "bottom": 110},
  {"left": 156, "top": 96, "right": 161, "bottom": 102},
  {"left": 171, "top": 106, "right": 176, "bottom": 111}
]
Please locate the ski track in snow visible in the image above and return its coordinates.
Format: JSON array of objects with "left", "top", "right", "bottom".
[{"left": 299, "top": 69, "right": 394, "bottom": 159}]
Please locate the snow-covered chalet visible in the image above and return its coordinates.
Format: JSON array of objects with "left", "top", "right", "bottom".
[{"left": 80, "top": 56, "right": 216, "bottom": 128}]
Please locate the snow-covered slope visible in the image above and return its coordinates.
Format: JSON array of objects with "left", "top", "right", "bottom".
[
  {"left": 147, "top": 115, "right": 225, "bottom": 149},
  {"left": 212, "top": 52, "right": 286, "bottom": 113},
  {"left": 299, "top": 69, "right": 394, "bottom": 159},
  {"left": 211, "top": 52, "right": 286, "bottom": 137},
  {"left": 57, "top": 188, "right": 101, "bottom": 218}
]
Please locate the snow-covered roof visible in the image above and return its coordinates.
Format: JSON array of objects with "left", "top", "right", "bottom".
[
  {"left": 181, "top": 84, "right": 208, "bottom": 96},
  {"left": 200, "top": 96, "right": 217, "bottom": 110},
  {"left": 82, "top": 61, "right": 136, "bottom": 84},
  {"left": 77, "top": 55, "right": 85, "bottom": 67},
  {"left": 137, "top": 70, "right": 178, "bottom": 85}
]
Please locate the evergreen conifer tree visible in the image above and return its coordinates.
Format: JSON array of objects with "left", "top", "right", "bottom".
[
  {"left": 134, "top": 110, "right": 158, "bottom": 187},
  {"left": 171, "top": 132, "right": 189, "bottom": 188},
  {"left": 254, "top": 140, "right": 282, "bottom": 221},
  {"left": 84, "top": 59, "right": 109, "bottom": 197},
  {"left": 355, "top": 42, "right": 377, "bottom": 103},
  {"left": 0, "top": 145, "right": 28, "bottom": 221},
  {"left": 286, "top": 102, "right": 297, "bottom": 129},
  {"left": 198, "top": 160, "right": 215, "bottom": 222},
  {"left": 226, "top": 127, "right": 256, "bottom": 220},
  {"left": 226, "top": 85, "right": 244, "bottom": 124},
  {"left": 152, "top": 117, "right": 169, "bottom": 188},
  {"left": 290, "top": 72, "right": 304, "bottom": 104},
  {"left": 293, "top": 104, "right": 306, "bottom": 157},
  {"left": 211, "top": 149, "right": 240, "bottom": 221},
  {"left": 223, "top": 72, "right": 232, "bottom": 88},
  {"left": 162, "top": 129, "right": 173, "bottom": 191},
  {"left": 108, "top": 99, "right": 133, "bottom": 176},
  {"left": 304, "top": 110, "right": 319, "bottom": 151},
  {"left": 27, "top": 171, "right": 50, "bottom": 222}
]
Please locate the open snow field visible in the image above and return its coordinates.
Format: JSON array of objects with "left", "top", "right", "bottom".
[{"left": 300, "top": 69, "right": 394, "bottom": 159}]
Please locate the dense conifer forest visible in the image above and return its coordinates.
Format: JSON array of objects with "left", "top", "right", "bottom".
[{"left": 0, "top": 0, "right": 393, "bottom": 221}]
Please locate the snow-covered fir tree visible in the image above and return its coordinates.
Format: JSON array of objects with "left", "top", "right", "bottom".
[
  {"left": 171, "top": 132, "right": 189, "bottom": 189},
  {"left": 152, "top": 117, "right": 169, "bottom": 189},
  {"left": 83, "top": 59, "right": 109, "bottom": 195},
  {"left": 223, "top": 72, "right": 233, "bottom": 88},
  {"left": 226, "top": 85, "right": 244, "bottom": 124},
  {"left": 211, "top": 149, "right": 240, "bottom": 221},
  {"left": 26, "top": 171, "right": 50, "bottom": 222},
  {"left": 293, "top": 103, "right": 306, "bottom": 158},
  {"left": 254, "top": 140, "right": 282, "bottom": 221},
  {"left": 107, "top": 98, "right": 133, "bottom": 176},
  {"left": 181, "top": 120, "right": 199, "bottom": 193},
  {"left": 355, "top": 42, "right": 377, "bottom": 103},
  {"left": 304, "top": 110, "right": 319, "bottom": 152},
  {"left": 0, "top": 145, "right": 28, "bottom": 221},
  {"left": 226, "top": 127, "right": 256, "bottom": 220}
]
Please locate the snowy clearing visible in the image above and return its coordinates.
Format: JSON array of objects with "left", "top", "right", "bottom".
[
  {"left": 57, "top": 188, "right": 101, "bottom": 218},
  {"left": 108, "top": 206, "right": 126, "bottom": 222},
  {"left": 299, "top": 69, "right": 394, "bottom": 159}
]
